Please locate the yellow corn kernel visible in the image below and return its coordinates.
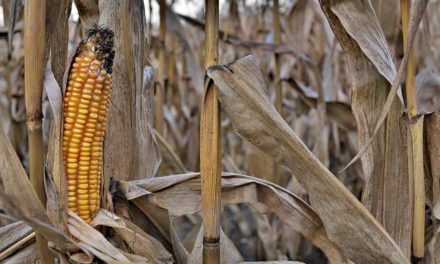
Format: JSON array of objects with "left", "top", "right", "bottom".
[
  {"left": 79, "top": 211, "right": 91, "bottom": 217},
  {"left": 66, "top": 175, "right": 77, "bottom": 180},
  {"left": 76, "top": 189, "right": 89, "bottom": 194},
  {"left": 66, "top": 171, "right": 77, "bottom": 176},
  {"left": 67, "top": 153, "right": 79, "bottom": 158},
  {"left": 78, "top": 205, "right": 90, "bottom": 210},
  {"left": 78, "top": 200, "right": 88, "bottom": 206},
  {"left": 78, "top": 195, "right": 89, "bottom": 200},
  {"left": 78, "top": 180, "right": 89, "bottom": 185},
  {"left": 71, "top": 137, "right": 81, "bottom": 143},
  {"left": 66, "top": 163, "right": 78, "bottom": 169}
]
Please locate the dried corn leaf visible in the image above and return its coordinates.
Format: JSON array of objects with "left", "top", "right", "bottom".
[
  {"left": 319, "top": 0, "right": 413, "bottom": 255},
  {"left": 0, "top": 223, "right": 34, "bottom": 263},
  {"left": 1, "top": 242, "right": 39, "bottom": 264},
  {"left": 341, "top": 0, "right": 428, "bottom": 169},
  {"left": 0, "top": 193, "right": 73, "bottom": 248},
  {"left": 0, "top": 232, "right": 35, "bottom": 262},
  {"left": 132, "top": 197, "right": 189, "bottom": 263},
  {"left": 424, "top": 112, "right": 440, "bottom": 207},
  {"left": 45, "top": 68, "right": 68, "bottom": 229},
  {"left": 326, "top": 0, "right": 397, "bottom": 83},
  {"left": 67, "top": 211, "right": 132, "bottom": 263},
  {"left": 255, "top": 215, "right": 277, "bottom": 260},
  {"left": 0, "top": 221, "right": 32, "bottom": 253},
  {"left": 0, "top": 130, "right": 48, "bottom": 223},
  {"left": 70, "top": 252, "right": 93, "bottom": 264},
  {"left": 207, "top": 55, "right": 408, "bottom": 263},
  {"left": 120, "top": 172, "right": 348, "bottom": 263},
  {"left": 0, "top": 198, "right": 90, "bottom": 263},
  {"left": 90, "top": 209, "right": 173, "bottom": 263},
  {"left": 0, "top": 129, "right": 74, "bottom": 250}
]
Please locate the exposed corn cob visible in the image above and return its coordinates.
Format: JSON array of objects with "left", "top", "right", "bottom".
[{"left": 62, "top": 26, "right": 114, "bottom": 223}]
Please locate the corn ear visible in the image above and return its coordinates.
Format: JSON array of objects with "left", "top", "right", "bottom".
[{"left": 62, "top": 26, "right": 114, "bottom": 223}]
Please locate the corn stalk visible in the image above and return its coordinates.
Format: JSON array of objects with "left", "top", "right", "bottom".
[
  {"left": 273, "top": 0, "right": 282, "bottom": 116},
  {"left": 155, "top": 0, "right": 166, "bottom": 135},
  {"left": 272, "top": 0, "right": 282, "bottom": 185},
  {"left": 201, "top": 0, "right": 221, "bottom": 262},
  {"left": 24, "top": 0, "right": 53, "bottom": 263},
  {"left": 401, "top": 0, "right": 424, "bottom": 257}
]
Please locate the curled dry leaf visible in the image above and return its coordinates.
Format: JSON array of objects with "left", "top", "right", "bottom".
[
  {"left": 119, "top": 172, "right": 349, "bottom": 263},
  {"left": 67, "top": 211, "right": 131, "bottom": 263},
  {"left": 90, "top": 209, "right": 174, "bottom": 263},
  {"left": 326, "top": 0, "right": 397, "bottom": 84},
  {"left": 207, "top": 55, "right": 408, "bottom": 264}
]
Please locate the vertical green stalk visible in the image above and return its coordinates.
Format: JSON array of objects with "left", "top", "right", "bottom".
[
  {"left": 24, "top": 0, "right": 53, "bottom": 263},
  {"left": 201, "top": 0, "right": 221, "bottom": 262}
]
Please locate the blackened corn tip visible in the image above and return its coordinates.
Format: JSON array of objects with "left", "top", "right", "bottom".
[{"left": 78, "top": 25, "right": 115, "bottom": 74}]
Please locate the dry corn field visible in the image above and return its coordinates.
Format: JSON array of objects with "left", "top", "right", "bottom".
[{"left": 0, "top": 0, "right": 440, "bottom": 263}]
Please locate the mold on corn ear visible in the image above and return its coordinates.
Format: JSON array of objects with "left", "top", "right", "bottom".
[
  {"left": 76, "top": 25, "right": 115, "bottom": 74},
  {"left": 62, "top": 25, "right": 114, "bottom": 223}
]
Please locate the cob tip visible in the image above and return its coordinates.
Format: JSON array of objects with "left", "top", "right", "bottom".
[{"left": 78, "top": 25, "right": 115, "bottom": 74}]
